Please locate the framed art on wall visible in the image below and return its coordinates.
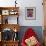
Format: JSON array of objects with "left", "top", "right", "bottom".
[
  {"left": 25, "top": 7, "right": 36, "bottom": 20},
  {"left": 2, "top": 10, "right": 9, "bottom": 15}
]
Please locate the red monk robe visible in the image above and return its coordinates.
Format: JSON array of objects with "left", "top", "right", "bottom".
[{"left": 21, "top": 28, "right": 41, "bottom": 46}]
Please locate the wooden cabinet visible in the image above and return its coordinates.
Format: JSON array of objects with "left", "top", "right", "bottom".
[
  {"left": 2, "top": 41, "right": 19, "bottom": 46},
  {"left": 0, "top": 7, "right": 20, "bottom": 46},
  {"left": 43, "top": 0, "right": 46, "bottom": 46},
  {"left": 0, "top": 41, "right": 19, "bottom": 46},
  {"left": 0, "top": 7, "right": 19, "bottom": 24},
  {"left": 43, "top": 0, "right": 46, "bottom": 27},
  {"left": 44, "top": 29, "right": 46, "bottom": 46}
]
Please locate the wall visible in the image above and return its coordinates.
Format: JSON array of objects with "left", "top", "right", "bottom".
[{"left": 0, "top": 0, "right": 44, "bottom": 26}]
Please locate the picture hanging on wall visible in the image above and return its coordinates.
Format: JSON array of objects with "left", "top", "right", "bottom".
[{"left": 25, "top": 7, "right": 36, "bottom": 20}]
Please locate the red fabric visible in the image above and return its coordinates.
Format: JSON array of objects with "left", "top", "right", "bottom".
[{"left": 21, "top": 28, "right": 41, "bottom": 46}]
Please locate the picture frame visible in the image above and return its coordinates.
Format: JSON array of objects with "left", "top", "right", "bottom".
[
  {"left": 25, "top": 7, "right": 36, "bottom": 20},
  {"left": 2, "top": 10, "right": 9, "bottom": 15}
]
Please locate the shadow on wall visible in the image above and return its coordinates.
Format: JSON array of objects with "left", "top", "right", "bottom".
[{"left": 18, "top": 26, "right": 44, "bottom": 44}]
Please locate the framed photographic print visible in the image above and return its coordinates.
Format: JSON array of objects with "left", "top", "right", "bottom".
[
  {"left": 2, "top": 10, "right": 9, "bottom": 15},
  {"left": 25, "top": 7, "right": 36, "bottom": 20}
]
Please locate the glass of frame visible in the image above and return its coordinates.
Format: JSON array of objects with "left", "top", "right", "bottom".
[{"left": 25, "top": 7, "right": 36, "bottom": 20}]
